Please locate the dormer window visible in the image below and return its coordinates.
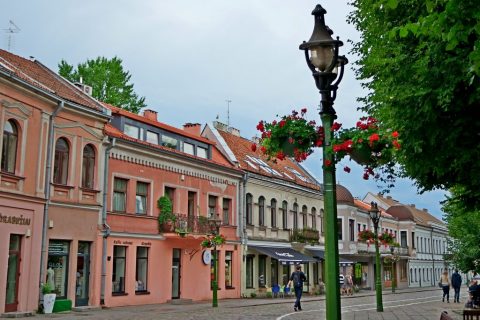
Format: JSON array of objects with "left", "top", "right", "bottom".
[
  {"left": 197, "top": 146, "right": 207, "bottom": 159},
  {"left": 161, "top": 135, "right": 178, "bottom": 149},
  {"left": 124, "top": 124, "right": 139, "bottom": 139},
  {"left": 146, "top": 131, "right": 159, "bottom": 144},
  {"left": 183, "top": 142, "right": 194, "bottom": 155}
]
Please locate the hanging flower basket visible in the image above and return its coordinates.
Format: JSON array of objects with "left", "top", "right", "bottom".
[
  {"left": 254, "top": 108, "right": 323, "bottom": 162},
  {"left": 254, "top": 110, "right": 400, "bottom": 189},
  {"left": 200, "top": 234, "right": 226, "bottom": 248},
  {"left": 378, "top": 231, "right": 396, "bottom": 247},
  {"left": 358, "top": 229, "right": 375, "bottom": 242}
]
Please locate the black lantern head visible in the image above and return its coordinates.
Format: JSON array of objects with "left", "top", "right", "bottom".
[
  {"left": 369, "top": 201, "right": 381, "bottom": 225},
  {"left": 299, "top": 4, "right": 343, "bottom": 72},
  {"left": 208, "top": 214, "right": 222, "bottom": 234}
]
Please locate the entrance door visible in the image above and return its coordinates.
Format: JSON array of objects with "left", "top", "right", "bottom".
[
  {"left": 172, "top": 249, "right": 181, "bottom": 299},
  {"left": 75, "top": 242, "right": 90, "bottom": 306},
  {"left": 5, "top": 234, "right": 21, "bottom": 312}
]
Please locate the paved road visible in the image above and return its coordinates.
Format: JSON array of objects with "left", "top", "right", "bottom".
[{"left": 20, "top": 287, "right": 470, "bottom": 319}]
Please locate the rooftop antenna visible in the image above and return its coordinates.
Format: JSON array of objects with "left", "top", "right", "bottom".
[
  {"left": 226, "top": 99, "right": 232, "bottom": 127},
  {"left": 4, "top": 20, "right": 21, "bottom": 51}
]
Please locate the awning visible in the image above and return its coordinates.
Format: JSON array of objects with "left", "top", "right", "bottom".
[
  {"left": 250, "top": 246, "right": 316, "bottom": 265},
  {"left": 306, "top": 249, "right": 354, "bottom": 266}
]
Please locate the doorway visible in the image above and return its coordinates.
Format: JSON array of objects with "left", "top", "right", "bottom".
[
  {"left": 75, "top": 242, "right": 90, "bottom": 306},
  {"left": 172, "top": 249, "right": 181, "bottom": 299},
  {"left": 5, "top": 234, "right": 21, "bottom": 312}
]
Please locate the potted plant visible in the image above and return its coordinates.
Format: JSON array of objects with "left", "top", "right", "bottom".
[
  {"left": 157, "top": 196, "right": 176, "bottom": 232},
  {"left": 41, "top": 283, "right": 56, "bottom": 314},
  {"left": 200, "top": 234, "right": 226, "bottom": 248}
]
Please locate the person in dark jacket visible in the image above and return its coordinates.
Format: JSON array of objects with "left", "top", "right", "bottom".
[
  {"left": 451, "top": 269, "right": 462, "bottom": 303},
  {"left": 288, "top": 264, "right": 307, "bottom": 312}
]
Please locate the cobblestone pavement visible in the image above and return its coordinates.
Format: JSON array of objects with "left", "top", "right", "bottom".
[{"left": 12, "top": 287, "right": 470, "bottom": 320}]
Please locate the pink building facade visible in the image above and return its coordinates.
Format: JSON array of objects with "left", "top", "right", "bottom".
[
  {"left": 0, "top": 49, "right": 110, "bottom": 313},
  {"left": 102, "top": 106, "right": 243, "bottom": 306}
]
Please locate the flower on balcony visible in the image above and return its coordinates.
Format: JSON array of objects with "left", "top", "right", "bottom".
[
  {"left": 378, "top": 231, "right": 396, "bottom": 247},
  {"left": 254, "top": 108, "right": 324, "bottom": 162},
  {"left": 358, "top": 229, "right": 375, "bottom": 242},
  {"left": 200, "top": 234, "right": 226, "bottom": 248},
  {"left": 383, "top": 253, "right": 401, "bottom": 264}
]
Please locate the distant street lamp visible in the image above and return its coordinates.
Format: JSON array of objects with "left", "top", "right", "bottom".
[
  {"left": 208, "top": 214, "right": 222, "bottom": 308},
  {"left": 369, "top": 202, "right": 384, "bottom": 312},
  {"left": 390, "top": 246, "right": 397, "bottom": 293},
  {"left": 299, "top": 4, "right": 348, "bottom": 320}
]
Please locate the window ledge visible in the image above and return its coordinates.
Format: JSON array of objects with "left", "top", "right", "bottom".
[
  {"left": 271, "top": 227, "right": 279, "bottom": 231},
  {"left": 0, "top": 171, "right": 25, "bottom": 181},
  {"left": 112, "top": 292, "right": 128, "bottom": 296},
  {"left": 51, "top": 183, "right": 75, "bottom": 190},
  {"left": 135, "top": 291, "right": 150, "bottom": 295},
  {"left": 259, "top": 226, "right": 267, "bottom": 231},
  {"left": 80, "top": 187, "right": 101, "bottom": 193},
  {"left": 225, "top": 286, "right": 235, "bottom": 290}
]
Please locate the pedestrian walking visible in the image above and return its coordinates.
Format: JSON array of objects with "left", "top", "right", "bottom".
[
  {"left": 439, "top": 269, "right": 451, "bottom": 303},
  {"left": 451, "top": 269, "right": 462, "bottom": 303},
  {"left": 288, "top": 264, "right": 306, "bottom": 312}
]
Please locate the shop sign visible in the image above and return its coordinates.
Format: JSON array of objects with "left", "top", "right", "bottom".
[
  {"left": 0, "top": 213, "right": 31, "bottom": 225},
  {"left": 113, "top": 240, "right": 133, "bottom": 245}
]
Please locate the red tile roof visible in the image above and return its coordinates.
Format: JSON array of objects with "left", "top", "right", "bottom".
[
  {"left": 0, "top": 49, "right": 104, "bottom": 111},
  {"left": 104, "top": 103, "right": 214, "bottom": 145},
  {"left": 103, "top": 108, "right": 239, "bottom": 171},
  {"left": 216, "top": 129, "right": 320, "bottom": 190}
]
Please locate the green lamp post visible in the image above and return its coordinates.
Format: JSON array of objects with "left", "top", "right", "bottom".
[
  {"left": 369, "top": 202, "right": 384, "bottom": 312},
  {"left": 208, "top": 214, "right": 222, "bottom": 308},
  {"left": 390, "top": 246, "right": 397, "bottom": 293},
  {"left": 299, "top": 4, "right": 348, "bottom": 320}
]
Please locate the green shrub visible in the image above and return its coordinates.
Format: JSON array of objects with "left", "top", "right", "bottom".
[
  {"left": 266, "top": 292, "right": 273, "bottom": 298},
  {"left": 250, "top": 292, "right": 257, "bottom": 298}
]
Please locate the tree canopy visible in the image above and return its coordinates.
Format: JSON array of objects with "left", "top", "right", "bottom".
[
  {"left": 348, "top": 0, "right": 480, "bottom": 211},
  {"left": 58, "top": 57, "right": 146, "bottom": 113},
  {"left": 442, "top": 187, "right": 480, "bottom": 273}
]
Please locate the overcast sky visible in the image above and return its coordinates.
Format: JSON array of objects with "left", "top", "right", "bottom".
[{"left": 2, "top": 0, "right": 447, "bottom": 219}]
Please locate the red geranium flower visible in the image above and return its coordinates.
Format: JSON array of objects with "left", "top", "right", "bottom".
[{"left": 251, "top": 143, "right": 257, "bottom": 152}]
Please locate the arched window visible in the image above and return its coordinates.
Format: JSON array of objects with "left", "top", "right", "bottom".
[
  {"left": 82, "top": 144, "right": 95, "bottom": 189},
  {"left": 302, "top": 205, "right": 308, "bottom": 228},
  {"left": 320, "top": 209, "right": 324, "bottom": 233},
  {"left": 1, "top": 120, "right": 18, "bottom": 173},
  {"left": 293, "top": 203, "right": 299, "bottom": 230},
  {"left": 270, "top": 199, "right": 277, "bottom": 228},
  {"left": 282, "top": 201, "right": 288, "bottom": 229},
  {"left": 246, "top": 193, "right": 253, "bottom": 225},
  {"left": 258, "top": 196, "right": 265, "bottom": 226},
  {"left": 311, "top": 207, "right": 317, "bottom": 230},
  {"left": 53, "top": 138, "right": 69, "bottom": 185}
]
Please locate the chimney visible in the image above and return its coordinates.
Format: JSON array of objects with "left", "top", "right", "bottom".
[
  {"left": 422, "top": 208, "right": 428, "bottom": 212},
  {"left": 143, "top": 109, "right": 158, "bottom": 121},
  {"left": 229, "top": 126, "right": 240, "bottom": 137},
  {"left": 386, "top": 196, "right": 392, "bottom": 199},
  {"left": 252, "top": 136, "right": 260, "bottom": 144},
  {"left": 213, "top": 121, "right": 228, "bottom": 132},
  {"left": 410, "top": 204, "right": 416, "bottom": 208},
  {"left": 74, "top": 82, "right": 93, "bottom": 96},
  {"left": 183, "top": 123, "right": 202, "bottom": 136}
]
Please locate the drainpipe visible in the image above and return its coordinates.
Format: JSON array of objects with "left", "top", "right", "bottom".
[
  {"left": 240, "top": 172, "right": 248, "bottom": 295},
  {"left": 100, "top": 137, "right": 115, "bottom": 305},
  {"left": 39, "top": 101, "right": 64, "bottom": 305},
  {"left": 431, "top": 227, "right": 435, "bottom": 286}
]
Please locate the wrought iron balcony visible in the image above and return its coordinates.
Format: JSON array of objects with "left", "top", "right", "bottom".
[
  {"left": 160, "top": 213, "right": 212, "bottom": 234},
  {"left": 290, "top": 227, "right": 320, "bottom": 244}
]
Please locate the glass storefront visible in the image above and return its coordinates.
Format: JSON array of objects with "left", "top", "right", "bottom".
[{"left": 47, "top": 240, "right": 70, "bottom": 298}]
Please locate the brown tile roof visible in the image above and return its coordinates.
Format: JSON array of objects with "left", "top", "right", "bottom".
[
  {"left": 373, "top": 193, "right": 444, "bottom": 227},
  {"left": 354, "top": 198, "right": 394, "bottom": 219},
  {"left": 0, "top": 49, "right": 104, "bottom": 111},
  {"left": 216, "top": 129, "right": 321, "bottom": 191}
]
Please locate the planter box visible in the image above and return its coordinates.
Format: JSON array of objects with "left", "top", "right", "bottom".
[{"left": 52, "top": 299, "right": 72, "bottom": 313}]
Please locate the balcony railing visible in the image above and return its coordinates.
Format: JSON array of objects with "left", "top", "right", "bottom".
[
  {"left": 290, "top": 228, "right": 320, "bottom": 244},
  {"left": 167, "top": 214, "right": 212, "bottom": 234}
]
